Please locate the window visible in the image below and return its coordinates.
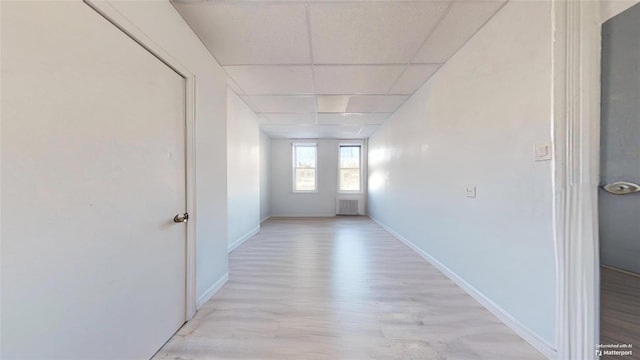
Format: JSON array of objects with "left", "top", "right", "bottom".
[
  {"left": 339, "top": 145, "right": 361, "bottom": 192},
  {"left": 293, "top": 143, "right": 317, "bottom": 192}
]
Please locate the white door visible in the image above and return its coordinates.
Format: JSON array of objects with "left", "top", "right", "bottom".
[{"left": 1, "top": 1, "right": 187, "bottom": 358}]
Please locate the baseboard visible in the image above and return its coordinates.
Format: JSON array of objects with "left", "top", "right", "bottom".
[
  {"left": 197, "top": 272, "right": 228, "bottom": 309},
  {"left": 228, "top": 225, "right": 260, "bottom": 253},
  {"left": 260, "top": 215, "right": 271, "bottom": 223},
  {"left": 369, "top": 216, "right": 558, "bottom": 360},
  {"left": 601, "top": 264, "right": 640, "bottom": 279}
]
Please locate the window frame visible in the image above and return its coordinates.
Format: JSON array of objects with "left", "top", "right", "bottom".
[
  {"left": 338, "top": 143, "right": 363, "bottom": 193},
  {"left": 291, "top": 142, "right": 318, "bottom": 193}
]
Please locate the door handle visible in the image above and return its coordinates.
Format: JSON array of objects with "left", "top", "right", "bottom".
[
  {"left": 601, "top": 181, "right": 640, "bottom": 195},
  {"left": 173, "top": 213, "right": 189, "bottom": 223}
]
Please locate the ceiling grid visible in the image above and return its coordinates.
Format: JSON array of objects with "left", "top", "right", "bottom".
[
  {"left": 304, "top": 4, "right": 319, "bottom": 127},
  {"left": 172, "top": 0, "right": 506, "bottom": 139}
]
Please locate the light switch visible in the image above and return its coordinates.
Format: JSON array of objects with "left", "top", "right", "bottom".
[
  {"left": 534, "top": 143, "right": 552, "bottom": 161},
  {"left": 466, "top": 186, "right": 476, "bottom": 198}
]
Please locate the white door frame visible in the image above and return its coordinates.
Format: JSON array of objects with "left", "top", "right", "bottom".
[
  {"left": 84, "top": 0, "right": 198, "bottom": 320},
  {"left": 552, "top": 1, "right": 602, "bottom": 359}
]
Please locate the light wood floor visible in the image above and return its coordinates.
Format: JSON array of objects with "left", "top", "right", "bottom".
[
  {"left": 601, "top": 266, "right": 640, "bottom": 359},
  {"left": 154, "top": 217, "right": 544, "bottom": 360}
]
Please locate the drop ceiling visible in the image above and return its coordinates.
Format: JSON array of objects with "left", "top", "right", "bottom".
[{"left": 172, "top": 0, "right": 505, "bottom": 139}]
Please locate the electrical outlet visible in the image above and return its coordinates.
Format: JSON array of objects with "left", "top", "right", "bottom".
[
  {"left": 466, "top": 186, "right": 476, "bottom": 198},
  {"left": 534, "top": 143, "right": 552, "bottom": 161}
]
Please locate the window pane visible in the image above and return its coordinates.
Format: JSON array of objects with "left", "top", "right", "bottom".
[
  {"left": 295, "top": 146, "right": 316, "bottom": 168},
  {"left": 339, "top": 145, "right": 361, "bottom": 191},
  {"left": 339, "top": 146, "right": 360, "bottom": 168},
  {"left": 339, "top": 168, "right": 360, "bottom": 191},
  {"left": 295, "top": 169, "right": 316, "bottom": 191}
]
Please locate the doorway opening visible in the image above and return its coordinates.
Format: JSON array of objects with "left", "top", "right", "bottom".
[{"left": 599, "top": 2, "right": 640, "bottom": 356}]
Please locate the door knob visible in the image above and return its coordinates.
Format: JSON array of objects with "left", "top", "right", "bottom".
[
  {"left": 601, "top": 181, "right": 640, "bottom": 195},
  {"left": 173, "top": 213, "right": 189, "bottom": 223}
]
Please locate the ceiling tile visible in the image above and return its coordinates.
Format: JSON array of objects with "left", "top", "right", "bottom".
[
  {"left": 225, "top": 66, "right": 314, "bottom": 94},
  {"left": 317, "top": 95, "right": 350, "bottom": 113},
  {"left": 172, "top": 3, "right": 311, "bottom": 65},
  {"left": 318, "top": 125, "right": 364, "bottom": 138},
  {"left": 314, "top": 65, "right": 404, "bottom": 94},
  {"left": 241, "top": 95, "right": 316, "bottom": 113},
  {"left": 413, "top": 1, "right": 504, "bottom": 63},
  {"left": 260, "top": 125, "right": 319, "bottom": 139},
  {"left": 308, "top": 3, "right": 450, "bottom": 64},
  {"left": 318, "top": 113, "right": 390, "bottom": 125},
  {"left": 389, "top": 64, "right": 441, "bottom": 94},
  {"left": 263, "top": 113, "right": 316, "bottom": 124},
  {"left": 346, "top": 95, "right": 408, "bottom": 113},
  {"left": 318, "top": 125, "right": 362, "bottom": 133}
]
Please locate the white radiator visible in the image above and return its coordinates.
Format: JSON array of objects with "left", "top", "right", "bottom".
[{"left": 336, "top": 199, "right": 359, "bottom": 215}]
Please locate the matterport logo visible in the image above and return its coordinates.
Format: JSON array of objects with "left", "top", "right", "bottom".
[{"left": 595, "top": 343, "right": 633, "bottom": 357}]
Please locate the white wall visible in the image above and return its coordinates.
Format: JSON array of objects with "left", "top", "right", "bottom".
[
  {"left": 227, "top": 90, "right": 261, "bottom": 251},
  {"left": 260, "top": 131, "right": 272, "bottom": 222},
  {"left": 368, "top": 0, "right": 556, "bottom": 353},
  {"left": 87, "top": 0, "right": 229, "bottom": 305},
  {"left": 271, "top": 139, "right": 366, "bottom": 217},
  {"left": 601, "top": 0, "right": 640, "bottom": 22}
]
